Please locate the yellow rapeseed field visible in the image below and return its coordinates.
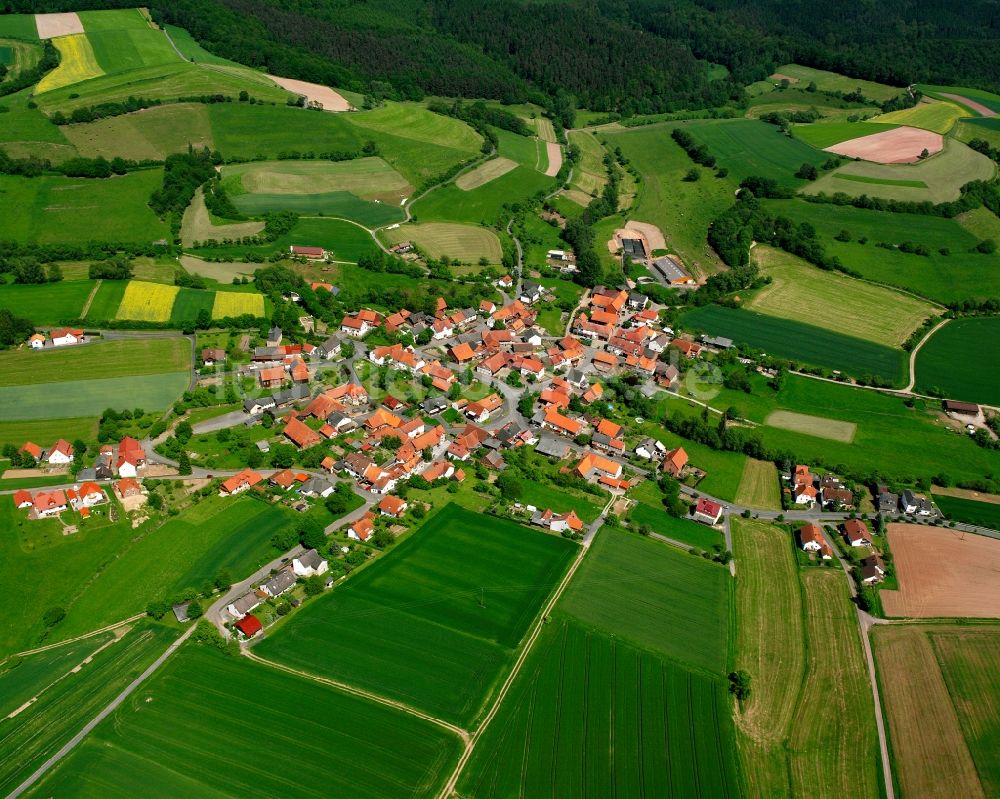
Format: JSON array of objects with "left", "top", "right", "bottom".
[
  {"left": 212, "top": 291, "right": 265, "bottom": 319},
  {"left": 117, "top": 281, "right": 179, "bottom": 322},
  {"left": 37, "top": 34, "right": 104, "bottom": 94}
]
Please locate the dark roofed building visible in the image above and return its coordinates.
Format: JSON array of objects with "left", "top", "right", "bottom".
[{"left": 621, "top": 238, "right": 646, "bottom": 258}]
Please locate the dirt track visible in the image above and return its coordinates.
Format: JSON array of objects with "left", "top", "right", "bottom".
[{"left": 825, "top": 126, "right": 943, "bottom": 164}]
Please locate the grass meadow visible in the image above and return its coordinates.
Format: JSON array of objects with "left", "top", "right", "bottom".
[
  {"left": 0, "top": 623, "right": 179, "bottom": 796},
  {"left": 559, "top": 527, "right": 730, "bottom": 674},
  {"left": 771, "top": 64, "right": 902, "bottom": 103},
  {"left": 383, "top": 222, "right": 502, "bottom": 263},
  {"left": 932, "top": 494, "right": 1000, "bottom": 530},
  {"left": 915, "top": 317, "right": 1000, "bottom": 405},
  {"left": 628, "top": 502, "right": 724, "bottom": 549},
  {"left": 162, "top": 24, "right": 242, "bottom": 66},
  {"left": 0, "top": 337, "right": 190, "bottom": 385},
  {"left": 83, "top": 279, "right": 127, "bottom": 320},
  {"left": 22, "top": 644, "right": 461, "bottom": 799},
  {"left": 0, "top": 280, "right": 93, "bottom": 324},
  {"left": 194, "top": 217, "right": 377, "bottom": 263},
  {"left": 732, "top": 519, "right": 881, "bottom": 799},
  {"left": 0, "top": 417, "right": 98, "bottom": 449},
  {"left": 255, "top": 504, "right": 576, "bottom": 727},
  {"left": 519, "top": 480, "right": 603, "bottom": 523},
  {"left": 734, "top": 458, "right": 781, "bottom": 510},
  {"left": 921, "top": 85, "right": 1000, "bottom": 115},
  {"left": 567, "top": 128, "right": 608, "bottom": 200},
  {"left": 0, "top": 14, "right": 38, "bottom": 40},
  {"left": 955, "top": 117, "right": 1000, "bottom": 149},
  {"left": 457, "top": 617, "right": 742, "bottom": 799},
  {"left": 223, "top": 157, "right": 411, "bottom": 201},
  {"left": 411, "top": 164, "right": 554, "bottom": 225},
  {"left": 61, "top": 102, "right": 215, "bottom": 160},
  {"left": 0, "top": 373, "right": 189, "bottom": 421},
  {"left": 83, "top": 21, "right": 180, "bottom": 77},
  {"left": 638, "top": 419, "right": 748, "bottom": 501},
  {"left": 681, "top": 304, "right": 908, "bottom": 384}
]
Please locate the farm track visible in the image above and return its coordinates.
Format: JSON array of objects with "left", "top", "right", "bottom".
[
  {"left": 6, "top": 614, "right": 146, "bottom": 660},
  {"left": 79, "top": 280, "right": 101, "bottom": 319},
  {"left": 903, "top": 317, "right": 950, "bottom": 393}
]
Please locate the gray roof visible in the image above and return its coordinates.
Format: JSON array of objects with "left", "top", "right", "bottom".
[
  {"left": 254, "top": 346, "right": 283, "bottom": 359},
  {"left": 230, "top": 592, "right": 261, "bottom": 616},
  {"left": 300, "top": 476, "right": 334, "bottom": 495},
  {"left": 700, "top": 335, "right": 733, "bottom": 349},
  {"left": 268, "top": 326, "right": 282, "bottom": 339},
  {"left": 271, "top": 385, "right": 310, "bottom": 405},
  {"left": 320, "top": 334, "right": 343, "bottom": 352},
  {"left": 535, "top": 436, "right": 570, "bottom": 458},
  {"left": 651, "top": 255, "right": 690, "bottom": 282},
  {"left": 244, "top": 396, "right": 276, "bottom": 412},
  {"left": 327, "top": 411, "right": 354, "bottom": 428},
  {"left": 172, "top": 602, "right": 191, "bottom": 623},
  {"left": 295, "top": 548, "right": 326, "bottom": 571},
  {"left": 256, "top": 440, "right": 270, "bottom": 452},
  {"left": 261, "top": 568, "right": 296, "bottom": 596},
  {"left": 421, "top": 396, "right": 449, "bottom": 413},
  {"left": 566, "top": 368, "right": 587, "bottom": 386}
]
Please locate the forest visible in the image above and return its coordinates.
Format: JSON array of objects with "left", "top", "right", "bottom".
[{"left": 3, "top": 0, "right": 999, "bottom": 113}]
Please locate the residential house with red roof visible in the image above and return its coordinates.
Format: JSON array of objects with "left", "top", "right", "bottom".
[
  {"left": 693, "top": 497, "right": 723, "bottom": 525},
  {"left": 234, "top": 614, "right": 263, "bottom": 639},
  {"left": 32, "top": 489, "right": 68, "bottom": 518},
  {"left": 841, "top": 519, "right": 872, "bottom": 548},
  {"left": 19, "top": 441, "right": 42, "bottom": 461},
  {"left": 379, "top": 495, "right": 408, "bottom": 518},
  {"left": 219, "top": 468, "right": 263, "bottom": 496},
  {"left": 348, "top": 513, "right": 376, "bottom": 542},
  {"left": 50, "top": 327, "right": 84, "bottom": 347},
  {"left": 797, "top": 523, "right": 833, "bottom": 559},
  {"left": 662, "top": 447, "right": 688, "bottom": 478},
  {"left": 541, "top": 408, "right": 585, "bottom": 437},
  {"left": 575, "top": 453, "right": 622, "bottom": 481},
  {"left": 258, "top": 365, "right": 286, "bottom": 388},
  {"left": 46, "top": 439, "right": 74, "bottom": 465},
  {"left": 283, "top": 416, "right": 322, "bottom": 449}
]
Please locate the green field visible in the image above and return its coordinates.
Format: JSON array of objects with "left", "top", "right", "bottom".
[
  {"left": 223, "top": 157, "right": 411, "bottom": 205},
  {"left": 874, "top": 99, "right": 966, "bottom": 134},
  {"left": 932, "top": 494, "right": 1000, "bottom": 530},
  {"left": 194, "top": 217, "right": 378, "bottom": 263},
  {"left": 770, "top": 64, "right": 902, "bottom": 103},
  {"left": 255, "top": 504, "right": 576, "bottom": 727},
  {"left": 793, "top": 121, "right": 899, "bottom": 149},
  {"left": 628, "top": 502, "right": 725, "bottom": 549},
  {"left": 411, "top": 162, "right": 554, "bottom": 225},
  {"left": 748, "top": 247, "right": 935, "bottom": 347},
  {"left": 734, "top": 458, "right": 782, "bottom": 510},
  {"left": 956, "top": 206, "right": 1000, "bottom": 241},
  {"left": 0, "top": 14, "right": 38, "bottom": 40},
  {"left": 0, "top": 624, "right": 180, "bottom": 795},
  {"left": 163, "top": 24, "right": 242, "bottom": 66},
  {"left": 681, "top": 304, "right": 908, "bottom": 384},
  {"left": 915, "top": 317, "right": 1000, "bottom": 405},
  {"left": 232, "top": 191, "right": 404, "bottom": 226},
  {"left": 921, "top": 85, "right": 1000, "bottom": 115},
  {"left": 80, "top": 10, "right": 181, "bottom": 75},
  {"left": 0, "top": 417, "right": 98, "bottom": 449},
  {"left": 955, "top": 116, "right": 1000, "bottom": 149},
  {"left": 807, "top": 138, "right": 996, "bottom": 204},
  {"left": 83, "top": 279, "right": 127, "bottom": 320},
  {"left": 519, "top": 480, "right": 603, "bottom": 523},
  {"left": 382, "top": 221, "right": 502, "bottom": 263},
  {"left": 0, "top": 280, "right": 94, "bottom": 324},
  {"left": 559, "top": 527, "right": 729, "bottom": 674},
  {"left": 833, "top": 173, "right": 927, "bottom": 188},
  {"left": 457, "top": 617, "right": 742, "bottom": 799},
  {"left": 732, "top": 519, "right": 880, "bottom": 798},
  {"left": 0, "top": 373, "right": 189, "bottom": 421},
  {"left": 764, "top": 198, "right": 1000, "bottom": 304},
  {"left": 61, "top": 102, "right": 214, "bottom": 160},
  {"left": 567, "top": 129, "right": 608, "bottom": 199},
  {"left": 0, "top": 170, "right": 169, "bottom": 245},
  {"left": 23, "top": 644, "right": 461, "bottom": 799},
  {"left": 0, "top": 337, "right": 190, "bottom": 386}
]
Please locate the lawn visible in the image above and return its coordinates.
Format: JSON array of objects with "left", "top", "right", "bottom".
[
  {"left": 680, "top": 304, "right": 908, "bottom": 385},
  {"left": 255, "top": 504, "right": 577, "bottom": 727},
  {"left": 628, "top": 502, "right": 724, "bottom": 550},
  {"left": 0, "top": 623, "right": 179, "bottom": 796},
  {"left": 457, "top": 617, "right": 741, "bottom": 799},
  {"left": 559, "top": 526, "right": 729, "bottom": 674},
  {"left": 734, "top": 458, "right": 781, "bottom": 510},
  {"left": 383, "top": 221, "right": 502, "bottom": 263},
  {"left": 793, "top": 121, "right": 899, "bottom": 149},
  {"left": 874, "top": 99, "right": 966, "bottom": 134},
  {"left": 61, "top": 102, "right": 215, "bottom": 160},
  {"left": 764, "top": 198, "right": 1000, "bottom": 305},
  {"left": 0, "top": 170, "right": 169, "bottom": 245},
  {"left": 0, "top": 280, "right": 93, "bottom": 324},
  {"left": 602, "top": 124, "right": 736, "bottom": 277},
  {"left": 915, "top": 317, "right": 1000, "bottom": 405},
  {"left": 0, "top": 337, "right": 190, "bottom": 386},
  {"left": 771, "top": 64, "right": 902, "bottom": 103},
  {"left": 932, "top": 494, "right": 1000, "bottom": 530},
  {"left": 748, "top": 246, "right": 935, "bottom": 348},
  {"left": 21, "top": 644, "right": 461, "bottom": 799},
  {"left": 55, "top": 496, "right": 297, "bottom": 640},
  {"left": 519, "top": 480, "right": 603, "bottom": 523},
  {"left": 806, "top": 138, "right": 996, "bottom": 204}
]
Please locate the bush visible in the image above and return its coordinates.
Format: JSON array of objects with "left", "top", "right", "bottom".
[{"left": 42, "top": 607, "right": 66, "bottom": 628}]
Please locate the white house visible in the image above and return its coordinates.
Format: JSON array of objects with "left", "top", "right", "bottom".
[
  {"left": 29, "top": 333, "right": 46, "bottom": 349},
  {"left": 226, "top": 592, "right": 262, "bottom": 620},
  {"left": 70, "top": 482, "right": 106, "bottom": 510},
  {"left": 692, "top": 497, "right": 723, "bottom": 526},
  {"left": 46, "top": 439, "right": 74, "bottom": 465},
  {"left": 292, "top": 549, "right": 329, "bottom": 577},
  {"left": 50, "top": 328, "right": 83, "bottom": 347},
  {"left": 634, "top": 438, "right": 665, "bottom": 460}
]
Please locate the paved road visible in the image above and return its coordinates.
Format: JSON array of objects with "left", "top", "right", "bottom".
[{"left": 6, "top": 624, "right": 196, "bottom": 799}]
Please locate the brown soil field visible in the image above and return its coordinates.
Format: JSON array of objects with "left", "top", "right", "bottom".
[
  {"left": 939, "top": 92, "right": 997, "bottom": 118},
  {"left": 624, "top": 220, "right": 666, "bottom": 251},
  {"left": 543, "top": 141, "right": 562, "bottom": 177},
  {"left": 35, "top": 12, "right": 84, "bottom": 39},
  {"left": 267, "top": 75, "right": 352, "bottom": 112},
  {"left": 770, "top": 73, "right": 800, "bottom": 84},
  {"left": 825, "top": 126, "right": 943, "bottom": 164},
  {"left": 880, "top": 523, "right": 1000, "bottom": 618},
  {"left": 873, "top": 625, "right": 985, "bottom": 799}
]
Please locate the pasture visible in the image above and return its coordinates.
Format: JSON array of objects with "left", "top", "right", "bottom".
[
  {"left": 36, "top": 33, "right": 103, "bottom": 93},
  {"left": 915, "top": 317, "right": 1000, "bottom": 405},
  {"left": 82, "top": 20, "right": 180, "bottom": 76},
  {"left": 880, "top": 523, "right": 1000, "bottom": 618},
  {"left": 211, "top": 290, "right": 264, "bottom": 319},
  {"left": 457, "top": 618, "right": 741, "bottom": 799},
  {"left": 874, "top": 99, "right": 966, "bottom": 134},
  {"left": 559, "top": 526, "right": 730, "bottom": 674},
  {"left": 627, "top": 502, "right": 724, "bottom": 549},
  {"left": 770, "top": 64, "right": 902, "bottom": 102},
  {"left": 383, "top": 222, "right": 502, "bottom": 263},
  {"left": 0, "top": 337, "right": 190, "bottom": 386},
  {"left": 806, "top": 139, "right": 996, "bottom": 203},
  {"left": 61, "top": 103, "right": 214, "bottom": 160},
  {"left": 0, "top": 280, "right": 93, "bottom": 324},
  {"left": 255, "top": 504, "right": 576, "bottom": 727},
  {"left": 352, "top": 102, "right": 482, "bottom": 152},
  {"left": 454, "top": 156, "right": 518, "bottom": 190},
  {"left": 0, "top": 624, "right": 179, "bottom": 795},
  {"left": 0, "top": 170, "right": 168, "bottom": 245},
  {"left": 957, "top": 205, "right": 1000, "bottom": 240},
  {"left": 874, "top": 625, "right": 988, "bottom": 799},
  {"left": 793, "top": 121, "right": 899, "bottom": 149},
  {"left": 193, "top": 216, "right": 377, "bottom": 263},
  {"left": 163, "top": 24, "right": 242, "bottom": 67},
  {"left": 955, "top": 116, "right": 1000, "bottom": 149},
  {"left": 682, "top": 305, "right": 905, "bottom": 385},
  {"left": 734, "top": 458, "right": 781, "bottom": 509},
  {"left": 748, "top": 247, "right": 935, "bottom": 347},
  {"left": 23, "top": 645, "right": 461, "bottom": 799},
  {"left": 765, "top": 410, "right": 857, "bottom": 443},
  {"left": 412, "top": 163, "right": 554, "bottom": 225},
  {"left": 116, "top": 280, "right": 179, "bottom": 322},
  {"left": 180, "top": 187, "right": 264, "bottom": 247},
  {"left": 638, "top": 419, "right": 748, "bottom": 502},
  {"left": 0, "top": 373, "right": 189, "bottom": 421},
  {"left": 933, "top": 494, "right": 1000, "bottom": 530},
  {"left": 0, "top": 14, "right": 38, "bottom": 40},
  {"left": 223, "top": 157, "right": 412, "bottom": 204},
  {"left": 567, "top": 128, "right": 608, "bottom": 200}
]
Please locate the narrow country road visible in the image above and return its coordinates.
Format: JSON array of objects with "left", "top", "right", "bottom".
[
  {"left": 903, "top": 318, "right": 949, "bottom": 393},
  {"left": 5, "top": 625, "right": 197, "bottom": 799}
]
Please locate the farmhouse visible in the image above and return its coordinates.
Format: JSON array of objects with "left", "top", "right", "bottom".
[
  {"left": 46, "top": 439, "right": 74, "bottom": 465},
  {"left": 283, "top": 416, "right": 322, "bottom": 449},
  {"left": 201, "top": 348, "right": 226, "bottom": 365},
  {"left": 532, "top": 508, "right": 584, "bottom": 533},
  {"left": 540, "top": 408, "right": 585, "bottom": 437},
  {"left": 29, "top": 333, "right": 46, "bottom": 349},
  {"left": 31, "top": 489, "right": 68, "bottom": 518},
  {"left": 300, "top": 477, "right": 335, "bottom": 498},
  {"left": 290, "top": 245, "right": 327, "bottom": 261},
  {"left": 68, "top": 482, "right": 106, "bottom": 510},
  {"left": 116, "top": 437, "right": 146, "bottom": 478},
  {"left": 19, "top": 441, "right": 42, "bottom": 461},
  {"left": 50, "top": 327, "right": 84, "bottom": 347},
  {"left": 114, "top": 477, "right": 144, "bottom": 499},
  {"left": 259, "top": 365, "right": 286, "bottom": 388},
  {"left": 219, "top": 468, "right": 263, "bottom": 496},
  {"left": 692, "top": 497, "right": 723, "bottom": 526},
  {"left": 292, "top": 549, "right": 329, "bottom": 577},
  {"left": 340, "top": 309, "right": 379, "bottom": 337}
]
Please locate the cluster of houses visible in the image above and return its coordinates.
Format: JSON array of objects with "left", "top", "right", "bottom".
[
  {"left": 785, "top": 465, "right": 855, "bottom": 509},
  {"left": 14, "top": 482, "right": 107, "bottom": 520},
  {"left": 28, "top": 327, "right": 86, "bottom": 349},
  {"left": 796, "top": 519, "right": 887, "bottom": 585}
]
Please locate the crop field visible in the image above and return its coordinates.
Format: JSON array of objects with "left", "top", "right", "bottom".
[
  {"left": 0, "top": 623, "right": 179, "bottom": 795},
  {"left": 83, "top": 25, "right": 180, "bottom": 76},
  {"left": 765, "top": 410, "right": 857, "bottom": 442},
  {"left": 933, "top": 494, "right": 1000, "bottom": 530},
  {"left": 602, "top": 125, "right": 734, "bottom": 276},
  {"left": 0, "top": 337, "right": 190, "bottom": 386},
  {"left": 383, "top": 221, "right": 502, "bottom": 263},
  {"left": 955, "top": 116, "right": 1000, "bottom": 149},
  {"left": 36, "top": 33, "right": 103, "bottom": 93},
  {"left": 0, "top": 170, "right": 168, "bottom": 245},
  {"left": 192, "top": 213, "right": 376, "bottom": 263},
  {"left": 235, "top": 190, "right": 404, "bottom": 226},
  {"left": 457, "top": 618, "right": 742, "bottom": 799},
  {"left": 83, "top": 279, "right": 126, "bottom": 321},
  {"left": 921, "top": 84, "right": 1000, "bottom": 115},
  {"left": 734, "top": 458, "right": 781, "bottom": 509},
  {"left": 352, "top": 102, "right": 482, "bottom": 152},
  {"left": 61, "top": 103, "right": 214, "bottom": 160},
  {"left": 880, "top": 523, "right": 1000, "bottom": 618},
  {"left": 771, "top": 64, "right": 902, "bottom": 102},
  {"left": 764, "top": 198, "right": 1000, "bottom": 304},
  {"left": 116, "top": 280, "right": 179, "bottom": 321},
  {"left": 223, "top": 157, "right": 412, "bottom": 204},
  {"left": 56, "top": 497, "right": 296, "bottom": 639},
  {"left": 930, "top": 627, "right": 1000, "bottom": 796},
  {"left": 682, "top": 305, "right": 910, "bottom": 385},
  {"left": 628, "top": 502, "right": 724, "bottom": 549},
  {"left": 0, "top": 14, "right": 38, "bottom": 40},
  {"left": 873, "top": 625, "right": 987, "bottom": 799},
  {"left": 0, "top": 280, "right": 92, "bottom": 324},
  {"left": 915, "top": 317, "right": 1000, "bottom": 405},
  {"left": 168, "top": 286, "right": 214, "bottom": 322},
  {"left": 748, "top": 247, "right": 934, "bottom": 346},
  {"left": 875, "top": 99, "right": 966, "bottom": 134},
  {"left": 211, "top": 290, "right": 265, "bottom": 319},
  {"left": 179, "top": 256, "right": 254, "bottom": 284},
  {"left": 678, "top": 118, "right": 829, "bottom": 187},
  {"left": 0, "top": 417, "right": 97, "bottom": 450},
  {"left": 559, "top": 527, "right": 729, "bottom": 674},
  {"left": 834, "top": 173, "right": 927, "bottom": 188},
  {"left": 807, "top": 139, "right": 996, "bottom": 203},
  {"left": 454, "top": 156, "right": 518, "bottom": 190},
  {"left": 256, "top": 504, "right": 575, "bottom": 727},
  {"left": 23, "top": 645, "right": 460, "bottom": 799},
  {"left": 793, "top": 121, "right": 899, "bottom": 149}
]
